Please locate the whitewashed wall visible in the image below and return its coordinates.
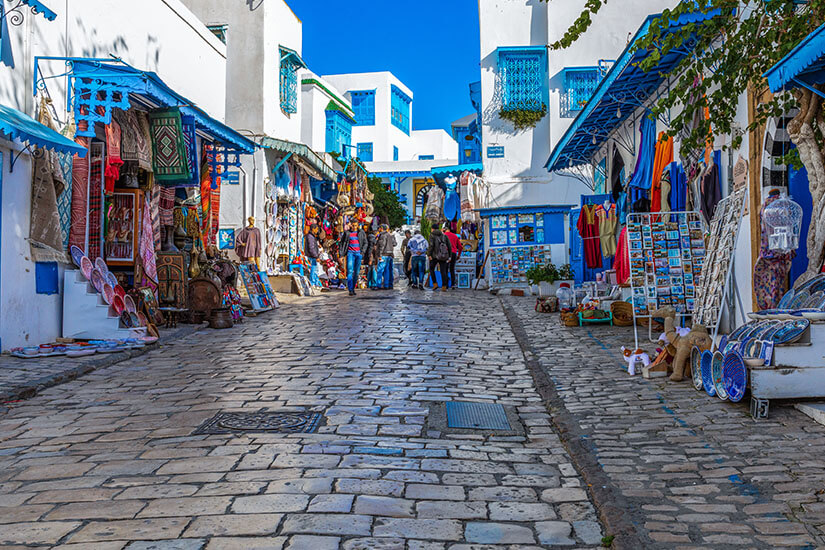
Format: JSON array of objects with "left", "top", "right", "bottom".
[{"left": 0, "top": 0, "right": 227, "bottom": 350}]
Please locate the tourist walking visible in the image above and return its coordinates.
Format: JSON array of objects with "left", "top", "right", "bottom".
[
  {"left": 407, "top": 230, "right": 428, "bottom": 289},
  {"left": 401, "top": 229, "right": 412, "bottom": 286},
  {"left": 305, "top": 224, "right": 321, "bottom": 287},
  {"left": 376, "top": 224, "right": 397, "bottom": 290},
  {"left": 428, "top": 222, "right": 451, "bottom": 291},
  {"left": 444, "top": 226, "right": 462, "bottom": 290},
  {"left": 338, "top": 220, "right": 366, "bottom": 296}
]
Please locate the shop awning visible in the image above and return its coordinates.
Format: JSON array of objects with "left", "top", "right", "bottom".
[
  {"left": 546, "top": 9, "right": 722, "bottom": 172},
  {"left": 764, "top": 23, "right": 825, "bottom": 93},
  {"left": 33, "top": 57, "right": 256, "bottom": 153},
  {"left": 260, "top": 136, "right": 338, "bottom": 182},
  {"left": 0, "top": 103, "right": 87, "bottom": 157}
]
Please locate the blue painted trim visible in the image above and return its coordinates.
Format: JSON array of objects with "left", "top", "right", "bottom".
[
  {"left": 545, "top": 9, "right": 722, "bottom": 172},
  {"left": 0, "top": 104, "right": 87, "bottom": 157},
  {"left": 764, "top": 23, "right": 825, "bottom": 92}
]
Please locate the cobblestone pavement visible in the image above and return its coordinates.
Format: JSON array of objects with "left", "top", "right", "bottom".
[
  {"left": 0, "top": 289, "right": 604, "bottom": 549},
  {"left": 503, "top": 296, "right": 825, "bottom": 549}
]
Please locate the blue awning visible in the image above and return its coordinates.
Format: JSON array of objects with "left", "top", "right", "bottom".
[
  {"left": 546, "top": 9, "right": 722, "bottom": 172},
  {"left": 35, "top": 58, "right": 256, "bottom": 153},
  {"left": 764, "top": 23, "right": 825, "bottom": 93},
  {"left": 0, "top": 103, "right": 86, "bottom": 157}
]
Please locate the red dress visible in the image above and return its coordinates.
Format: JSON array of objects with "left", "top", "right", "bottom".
[{"left": 577, "top": 204, "right": 602, "bottom": 269}]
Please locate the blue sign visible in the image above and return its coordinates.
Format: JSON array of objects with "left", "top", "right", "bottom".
[
  {"left": 222, "top": 171, "right": 240, "bottom": 185},
  {"left": 487, "top": 146, "right": 505, "bottom": 158}
]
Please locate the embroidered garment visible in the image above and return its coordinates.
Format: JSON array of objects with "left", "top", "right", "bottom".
[
  {"left": 577, "top": 204, "right": 602, "bottom": 269},
  {"left": 149, "top": 109, "right": 190, "bottom": 182},
  {"left": 597, "top": 203, "right": 618, "bottom": 259}
]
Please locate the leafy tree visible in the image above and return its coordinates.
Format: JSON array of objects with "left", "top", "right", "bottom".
[
  {"left": 545, "top": 0, "right": 825, "bottom": 280},
  {"left": 368, "top": 176, "right": 407, "bottom": 229}
]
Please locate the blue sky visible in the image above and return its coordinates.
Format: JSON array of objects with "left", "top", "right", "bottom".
[{"left": 288, "top": 0, "right": 480, "bottom": 133}]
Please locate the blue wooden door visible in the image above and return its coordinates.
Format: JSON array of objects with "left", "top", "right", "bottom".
[{"left": 569, "top": 208, "right": 584, "bottom": 285}]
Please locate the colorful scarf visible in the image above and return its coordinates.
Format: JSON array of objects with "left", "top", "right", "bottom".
[{"left": 148, "top": 109, "right": 189, "bottom": 182}]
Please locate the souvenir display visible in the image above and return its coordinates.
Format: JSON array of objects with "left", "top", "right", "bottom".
[
  {"left": 625, "top": 211, "right": 705, "bottom": 317},
  {"left": 489, "top": 245, "right": 553, "bottom": 284}
]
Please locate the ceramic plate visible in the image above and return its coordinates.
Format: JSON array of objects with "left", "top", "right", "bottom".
[
  {"left": 112, "top": 295, "right": 125, "bottom": 316},
  {"left": 70, "top": 245, "right": 85, "bottom": 268},
  {"left": 712, "top": 351, "right": 728, "bottom": 400},
  {"left": 701, "top": 350, "right": 716, "bottom": 397},
  {"left": 90, "top": 268, "right": 105, "bottom": 294},
  {"left": 102, "top": 283, "right": 114, "bottom": 305},
  {"left": 124, "top": 295, "right": 137, "bottom": 314},
  {"left": 106, "top": 271, "right": 118, "bottom": 289},
  {"left": 691, "top": 347, "right": 703, "bottom": 391},
  {"left": 80, "top": 256, "right": 94, "bottom": 280},
  {"left": 723, "top": 351, "right": 747, "bottom": 403}
]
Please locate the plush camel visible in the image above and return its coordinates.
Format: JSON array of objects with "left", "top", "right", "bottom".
[{"left": 652, "top": 306, "right": 713, "bottom": 381}]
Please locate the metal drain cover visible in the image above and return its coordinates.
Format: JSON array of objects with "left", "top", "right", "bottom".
[
  {"left": 193, "top": 411, "right": 323, "bottom": 435},
  {"left": 446, "top": 401, "right": 511, "bottom": 430}
]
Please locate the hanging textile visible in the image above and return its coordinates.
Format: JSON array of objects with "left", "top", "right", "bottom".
[
  {"left": 139, "top": 191, "right": 158, "bottom": 283},
  {"left": 577, "top": 204, "right": 602, "bottom": 269},
  {"left": 614, "top": 226, "right": 630, "bottom": 284},
  {"left": 69, "top": 137, "right": 90, "bottom": 250},
  {"left": 628, "top": 113, "right": 656, "bottom": 205},
  {"left": 597, "top": 203, "right": 617, "bottom": 259},
  {"left": 104, "top": 119, "right": 124, "bottom": 194},
  {"left": 30, "top": 148, "right": 67, "bottom": 262},
  {"left": 650, "top": 132, "right": 673, "bottom": 213},
  {"left": 701, "top": 151, "right": 722, "bottom": 222},
  {"left": 148, "top": 109, "right": 190, "bottom": 182},
  {"left": 88, "top": 148, "right": 104, "bottom": 260}
]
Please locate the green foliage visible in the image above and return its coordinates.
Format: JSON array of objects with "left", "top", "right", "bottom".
[
  {"left": 542, "top": 0, "right": 825, "bottom": 157},
  {"left": 367, "top": 176, "right": 407, "bottom": 229},
  {"left": 420, "top": 217, "right": 432, "bottom": 240},
  {"left": 499, "top": 104, "right": 548, "bottom": 130}
]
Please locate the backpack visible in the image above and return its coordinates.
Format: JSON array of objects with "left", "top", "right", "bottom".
[{"left": 434, "top": 235, "right": 451, "bottom": 261}]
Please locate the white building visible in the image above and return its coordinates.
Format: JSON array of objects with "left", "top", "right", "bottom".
[{"left": 0, "top": 0, "right": 229, "bottom": 350}]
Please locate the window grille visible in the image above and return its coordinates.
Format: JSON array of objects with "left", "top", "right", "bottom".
[
  {"left": 391, "top": 85, "right": 411, "bottom": 134},
  {"left": 280, "top": 48, "right": 301, "bottom": 114},
  {"left": 326, "top": 109, "right": 352, "bottom": 157},
  {"left": 357, "top": 142, "right": 373, "bottom": 162},
  {"left": 351, "top": 91, "right": 375, "bottom": 125},
  {"left": 499, "top": 49, "right": 546, "bottom": 111},
  {"left": 560, "top": 67, "right": 600, "bottom": 118}
]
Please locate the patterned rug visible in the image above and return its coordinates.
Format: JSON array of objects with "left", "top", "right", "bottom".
[{"left": 149, "top": 109, "right": 189, "bottom": 182}]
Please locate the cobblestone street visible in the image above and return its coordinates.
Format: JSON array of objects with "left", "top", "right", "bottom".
[{"left": 0, "top": 290, "right": 603, "bottom": 549}]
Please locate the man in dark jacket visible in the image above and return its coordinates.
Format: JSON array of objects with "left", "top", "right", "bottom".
[
  {"left": 305, "top": 224, "right": 321, "bottom": 287},
  {"left": 338, "top": 220, "right": 367, "bottom": 295},
  {"left": 428, "top": 223, "right": 451, "bottom": 291}
]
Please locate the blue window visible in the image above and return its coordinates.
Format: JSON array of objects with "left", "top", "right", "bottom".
[
  {"left": 357, "top": 142, "right": 373, "bottom": 162},
  {"left": 418, "top": 154, "right": 434, "bottom": 160},
  {"left": 393, "top": 146, "right": 399, "bottom": 161},
  {"left": 390, "top": 85, "right": 411, "bottom": 134},
  {"left": 280, "top": 47, "right": 306, "bottom": 115},
  {"left": 498, "top": 47, "right": 546, "bottom": 112},
  {"left": 560, "top": 67, "right": 601, "bottom": 118},
  {"left": 326, "top": 109, "right": 353, "bottom": 157},
  {"left": 351, "top": 90, "right": 375, "bottom": 125}
]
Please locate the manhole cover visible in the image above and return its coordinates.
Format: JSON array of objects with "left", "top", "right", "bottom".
[
  {"left": 193, "top": 411, "right": 323, "bottom": 435},
  {"left": 446, "top": 401, "right": 511, "bottom": 430}
]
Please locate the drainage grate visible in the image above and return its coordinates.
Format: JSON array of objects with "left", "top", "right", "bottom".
[
  {"left": 193, "top": 411, "right": 323, "bottom": 435},
  {"left": 446, "top": 401, "right": 511, "bottom": 430}
]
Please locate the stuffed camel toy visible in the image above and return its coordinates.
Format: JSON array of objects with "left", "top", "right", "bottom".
[{"left": 651, "top": 306, "right": 713, "bottom": 382}]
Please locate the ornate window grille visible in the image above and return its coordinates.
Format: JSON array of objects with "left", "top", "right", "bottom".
[
  {"left": 279, "top": 47, "right": 303, "bottom": 115},
  {"left": 390, "top": 85, "right": 411, "bottom": 135},
  {"left": 560, "top": 67, "right": 601, "bottom": 118},
  {"left": 356, "top": 142, "right": 373, "bottom": 162},
  {"left": 499, "top": 48, "right": 546, "bottom": 112},
  {"left": 351, "top": 90, "right": 375, "bottom": 125},
  {"left": 325, "top": 109, "right": 352, "bottom": 157}
]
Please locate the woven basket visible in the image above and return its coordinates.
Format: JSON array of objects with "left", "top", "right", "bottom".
[
  {"left": 612, "top": 301, "right": 634, "bottom": 326},
  {"left": 560, "top": 312, "right": 579, "bottom": 327}
]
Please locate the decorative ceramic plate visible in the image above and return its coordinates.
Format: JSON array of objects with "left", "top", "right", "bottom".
[
  {"left": 701, "top": 350, "right": 716, "bottom": 397},
  {"left": 723, "top": 351, "right": 747, "bottom": 403},
  {"left": 691, "top": 347, "right": 703, "bottom": 391},
  {"left": 712, "top": 351, "right": 728, "bottom": 400},
  {"left": 777, "top": 288, "right": 795, "bottom": 309},
  {"left": 102, "top": 283, "right": 114, "bottom": 305},
  {"left": 80, "top": 256, "right": 94, "bottom": 280},
  {"left": 70, "top": 245, "right": 85, "bottom": 268},
  {"left": 106, "top": 271, "right": 118, "bottom": 289},
  {"left": 112, "top": 295, "right": 125, "bottom": 316},
  {"left": 114, "top": 285, "right": 126, "bottom": 300},
  {"left": 95, "top": 257, "right": 107, "bottom": 275},
  {"left": 124, "top": 295, "right": 137, "bottom": 314},
  {"left": 120, "top": 311, "right": 133, "bottom": 328},
  {"left": 90, "top": 268, "right": 105, "bottom": 294}
]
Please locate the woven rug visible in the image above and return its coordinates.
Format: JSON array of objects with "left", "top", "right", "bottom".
[{"left": 149, "top": 109, "right": 189, "bottom": 182}]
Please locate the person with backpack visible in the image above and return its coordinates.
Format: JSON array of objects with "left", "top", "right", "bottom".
[{"left": 428, "top": 222, "right": 451, "bottom": 291}]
